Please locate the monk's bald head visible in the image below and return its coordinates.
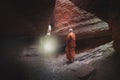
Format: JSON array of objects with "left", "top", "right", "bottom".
[{"left": 69, "top": 28, "right": 73, "bottom": 32}]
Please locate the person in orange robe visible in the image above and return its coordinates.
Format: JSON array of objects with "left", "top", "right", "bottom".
[{"left": 65, "top": 28, "right": 76, "bottom": 63}]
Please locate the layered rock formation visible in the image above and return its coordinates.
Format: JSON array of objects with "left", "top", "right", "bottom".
[
  {"left": 69, "top": 0, "right": 120, "bottom": 53},
  {"left": 0, "top": 0, "right": 119, "bottom": 53},
  {"left": 53, "top": 0, "right": 112, "bottom": 50}
]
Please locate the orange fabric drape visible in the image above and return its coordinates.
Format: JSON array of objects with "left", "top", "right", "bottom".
[{"left": 65, "top": 32, "right": 76, "bottom": 61}]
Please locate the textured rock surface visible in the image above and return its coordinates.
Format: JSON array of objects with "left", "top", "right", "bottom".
[
  {"left": 1, "top": 34, "right": 119, "bottom": 80},
  {"left": 69, "top": 0, "right": 120, "bottom": 53},
  {"left": 53, "top": 0, "right": 112, "bottom": 50},
  {"left": 17, "top": 41, "right": 116, "bottom": 80},
  {"left": 0, "top": 0, "right": 119, "bottom": 53},
  {"left": 54, "top": 0, "right": 111, "bottom": 40}
]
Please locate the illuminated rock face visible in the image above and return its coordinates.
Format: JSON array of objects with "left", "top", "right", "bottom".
[
  {"left": 54, "top": 0, "right": 112, "bottom": 49},
  {"left": 0, "top": 0, "right": 55, "bottom": 36},
  {"left": 69, "top": 0, "right": 120, "bottom": 53}
]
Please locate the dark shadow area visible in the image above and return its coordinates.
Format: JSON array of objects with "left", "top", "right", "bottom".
[
  {"left": 91, "top": 52, "right": 120, "bottom": 80},
  {"left": 76, "top": 35, "right": 112, "bottom": 52},
  {"left": 70, "top": 0, "right": 120, "bottom": 21}
]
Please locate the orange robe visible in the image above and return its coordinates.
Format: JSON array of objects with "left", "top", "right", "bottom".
[{"left": 65, "top": 32, "right": 76, "bottom": 61}]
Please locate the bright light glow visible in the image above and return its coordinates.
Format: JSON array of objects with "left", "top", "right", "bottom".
[
  {"left": 48, "top": 25, "right": 52, "bottom": 31},
  {"left": 37, "top": 35, "right": 59, "bottom": 56}
]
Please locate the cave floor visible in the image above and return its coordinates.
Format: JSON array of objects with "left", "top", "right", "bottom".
[{"left": 17, "top": 41, "right": 120, "bottom": 80}]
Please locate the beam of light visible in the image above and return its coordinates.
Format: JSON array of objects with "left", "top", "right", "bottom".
[{"left": 37, "top": 35, "right": 59, "bottom": 57}]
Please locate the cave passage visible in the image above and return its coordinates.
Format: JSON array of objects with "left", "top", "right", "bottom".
[{"left": 0, "top": 0, "right": 120, "bottom": 80}]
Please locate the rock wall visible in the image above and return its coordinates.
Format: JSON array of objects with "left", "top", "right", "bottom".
[
  {"left": 53, "top": 0, "right": 112, "bottom": 50},
  {"left": 0, "top": 0, "right": 119, "bottom": 53},
  {"left": 69, "top": 0, "right": 120, "bottom": 53}
]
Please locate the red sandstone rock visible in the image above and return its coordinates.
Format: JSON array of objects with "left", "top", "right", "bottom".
[{"left": 53, "top": 0, "right": 111, "bottom": 41}]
